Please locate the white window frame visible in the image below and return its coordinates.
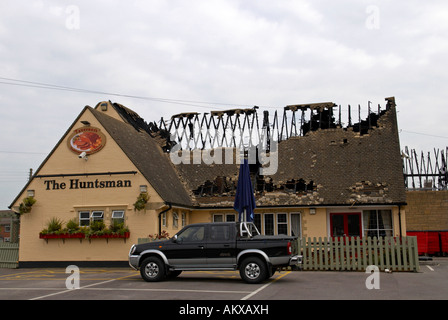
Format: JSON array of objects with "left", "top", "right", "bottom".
[
  {"left": 290, "top": 212, "right": 302, "bottom": 237},
  {"left": 264, "top": 213, "right": 274, "bottom": 235},
  {"left": 277, "top": 213, "right": 288, "bottom": 235},
  {"left": 181, "top": 212, "right": 186, "bottom": 227},
  {"left": 79, "top": 211, "right": 90, "bottom": 226},
  {"left": 162, "top": 212, "right": 167, "bottom": 227},
  {"left": 173, "top": 212, "right": 179, "bottom": 228},
  {"left": 112, "top": 210, "right": 125, "bottom": 224},
  {"left": 91, "top": 211, "right": 104, "bottom": 222},
  {"left": 363, "top": 209, "right": 394, "bottom": 238}
]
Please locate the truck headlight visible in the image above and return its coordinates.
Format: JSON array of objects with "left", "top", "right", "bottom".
[{"left": 129, "top": 244, "right": 136, "bottom": 256}]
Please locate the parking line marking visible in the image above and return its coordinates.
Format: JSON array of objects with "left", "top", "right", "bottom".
[
  {"left": 29, "top": 279, "right": 116, "bottom": 300},
  {"left": 85, "top": 288, "right": 251, "bottom": 294},
  {"left": 427, "top": 265, "right": 435, "bottom": 271},
  {"left": 1, "top": 287, "right": 252, "bottom": 295},
  {"left": 240, "top": 271, "right": 291, "bottom": 301}
]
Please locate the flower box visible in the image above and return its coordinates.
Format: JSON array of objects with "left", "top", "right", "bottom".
[
  {"left": 39, "top": 233, "right": 85, "bottom": 239},
  {"left": 87, "top": 232, "right": 130, "bottom": 243},
  {"left": 39, "top": 232, "right": 85, "bottom": 243},
  {"left": 88, "top": 232, "right": 130, "bottom": 239},
  {"left": 39, "top": 231, "right": 130, "bottom": 243}
]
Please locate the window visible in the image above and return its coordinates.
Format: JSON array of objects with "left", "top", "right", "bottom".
[
  {"left": 79, "top": 210, "right": 104, "bottom": 227},
  {"left": 363, "top": 210, "right": 393, "bottom": 237},
  {"left": 291, "top": 213, "right": 301, "bottom": 237},
  {"left": 79, "top": 211, "right": 90, "bottom": 226},
  {"left": 177, "top": 225, "right": 205, "bottom": 242},
  {"left": 91, "top": 211, "right": 104, "bottom": 222},
  {"left": 162, "top": 212, "right": 167, "bottom": 227},
  {"left": 214, "top": 214, "right": 236, "bottom": 223},
  {"left": 253, "top": 214, "right": 261, "bottom": 233},
  {"left": 277, "top": 213, "right": 288, "bottom": 235},
  {"left": 264, "top": 214, "right": 274, "bottom": 235},
  {"left": 182, "top": 212, "right": 186, "bottom": 227},
  {"left": 210, "top": 225, "right": 230, "bottom": 241},
  {"left": 112, "top": 210, "right": 125, "bottom": 225},
  {"left": 173, "top": 212, "right": 179, "bottom": 228}
]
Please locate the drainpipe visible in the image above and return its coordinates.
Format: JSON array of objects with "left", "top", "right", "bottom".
[
  {"left": 158, "top": 203, "right": 172, "bottom": 235},
  {"left": 398, "top": 205, "right": 403, "bottom": 238}
]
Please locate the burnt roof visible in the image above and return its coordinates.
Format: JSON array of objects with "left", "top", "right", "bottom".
[
  {"left": 97, "top": 99, "right": 406, "bottom": 208},
  {"left": 11, "top": 99, "right": 405, "bottom": 210},
  {"left": 171, "top": 101, "right": 406, "bottom": 207}
]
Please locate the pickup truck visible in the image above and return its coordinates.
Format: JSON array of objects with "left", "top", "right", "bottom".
[{"left": 128, "top": 222, "right": 302, "bottom": 284}]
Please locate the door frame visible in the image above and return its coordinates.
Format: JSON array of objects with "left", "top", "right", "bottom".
[{"left": 329, "top": 212, "right": 362, "bottom": 238}]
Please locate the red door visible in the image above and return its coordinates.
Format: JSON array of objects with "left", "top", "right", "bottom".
[{"left": 330, "top": 212, "right": 362, "bottom": 237}]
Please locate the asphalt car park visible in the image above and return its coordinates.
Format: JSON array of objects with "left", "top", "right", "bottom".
[{"left": 0, "top": 259, "right": 447, "bottom": 301}]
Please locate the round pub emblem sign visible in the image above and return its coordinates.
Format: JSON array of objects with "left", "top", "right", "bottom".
[{"left": 68, "top": 126, "right": 106, "bottom": 155}]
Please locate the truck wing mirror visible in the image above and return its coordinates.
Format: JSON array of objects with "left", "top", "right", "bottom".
[{"left": 173, "top": 234, "right": 183, "bottom": 244}]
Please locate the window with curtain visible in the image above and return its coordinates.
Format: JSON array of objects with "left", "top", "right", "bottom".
[{"left": 363, "top": 210, "right": 393, "bottom": 237}]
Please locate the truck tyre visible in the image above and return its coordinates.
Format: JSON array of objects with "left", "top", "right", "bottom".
[
  {"left": 140, "top": 257, "right": 166, "bottom": 282},
  {"left": 239, "top": 257, "right": 267, "bottom": 284}
]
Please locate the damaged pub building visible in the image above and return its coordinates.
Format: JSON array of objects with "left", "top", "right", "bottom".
[{"left": 9, "top": 96, "right": 406, "bottom": 266}]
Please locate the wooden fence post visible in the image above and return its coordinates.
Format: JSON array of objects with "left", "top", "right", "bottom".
[{"left": 294, "top": 236, "right": 419, "bottom": 272}]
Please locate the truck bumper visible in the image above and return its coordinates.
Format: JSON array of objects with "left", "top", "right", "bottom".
[
  {"left": 289, "top": 255, "right": 303, "bottom": 266},
  {"left": 129, "top": 255, "right": 139, "bottom": 270}
]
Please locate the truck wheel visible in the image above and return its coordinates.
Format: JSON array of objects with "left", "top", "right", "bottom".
[
  {"left": 140, "top": 257, "right": 166, "bottom": 282},
  {"left": 239, "top": 257, "right": 267, "bottom": 284}
]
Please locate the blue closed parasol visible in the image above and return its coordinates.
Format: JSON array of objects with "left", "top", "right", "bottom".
[{"left": 233, "top": 158, "right": 256, "bottom": 222}]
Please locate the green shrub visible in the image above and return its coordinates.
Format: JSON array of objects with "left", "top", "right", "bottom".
[{"left": 46, "top": 217, "right": 63, "bottom": 234}]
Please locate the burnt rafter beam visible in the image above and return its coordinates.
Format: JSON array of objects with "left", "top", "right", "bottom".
[
  {"left": 164, "top": 100, "right": 389, "bottom": 151},
  {"left": 403, "top": 146, "right": 448, "bottom": 190},
  {"left": 285, "top": 102, "right": 337, "bottom": 112},
  {"left": 170, "top": 112, "right": 200, "bottom": 120}
]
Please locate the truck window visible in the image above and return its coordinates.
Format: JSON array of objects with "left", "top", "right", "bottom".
[
  {"left": 210, "top": 225, "right": 230, "bottom": 241},
  {"left": 178, "top": 225, "right": 205, "bottom": 242}
]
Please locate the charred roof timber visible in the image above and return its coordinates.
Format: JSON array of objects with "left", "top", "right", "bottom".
[
  {"left": 402, "top": 146, "right": 448, "bottom": 190},
  {"left": 163, "top": 98, "right": 394, "bottom": 151}
]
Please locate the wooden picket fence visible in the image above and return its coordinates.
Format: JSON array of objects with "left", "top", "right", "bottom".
[
  {"left": 294, "top": 236, "right": 419, "bottom": 272},
  {"left": 0, "top": 243, "right": 19, "bottom": 269}
]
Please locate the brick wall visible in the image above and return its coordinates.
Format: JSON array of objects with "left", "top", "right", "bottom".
[{"left": 406, "top": 190, "right": 448, "bottom": 231}]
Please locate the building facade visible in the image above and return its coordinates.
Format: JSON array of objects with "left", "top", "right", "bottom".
[{"left": 10, "top": 98, "right": 407, "bottom": 266}]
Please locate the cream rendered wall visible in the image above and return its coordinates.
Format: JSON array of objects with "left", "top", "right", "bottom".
[
  {"left": 13, "top": 108, "right": 164, "bottom": 262},
  {"left": 392, "top": 206, "right": 406, "bottom": 237},
  {"left": 302, "top": 208, "right": 327, "bottom": 238}
]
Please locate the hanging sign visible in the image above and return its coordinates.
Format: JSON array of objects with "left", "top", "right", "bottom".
[{"left": 67, "top": 126, "right": 106, "bottom": 155}]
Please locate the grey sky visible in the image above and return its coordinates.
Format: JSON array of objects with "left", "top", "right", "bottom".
[{"left": 1, "top": 0, "right": 448, "bottom": 208}]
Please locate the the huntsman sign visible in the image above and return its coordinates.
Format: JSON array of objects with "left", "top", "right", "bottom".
[{"left": 44, "top": 179, "right": 132, "bottom": 190}]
